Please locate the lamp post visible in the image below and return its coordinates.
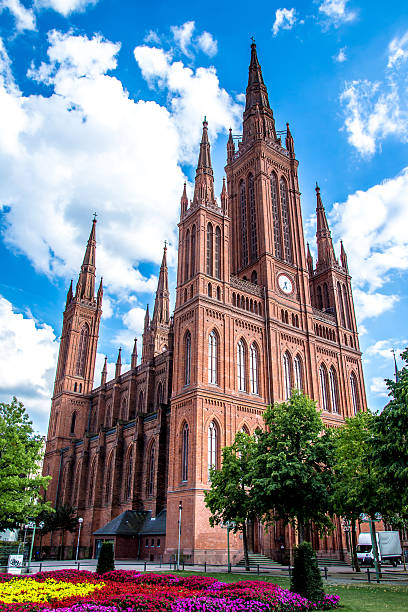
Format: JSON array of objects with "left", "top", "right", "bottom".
[
  {"left": 342, "top": 519, "right": 353, "bottom": 570},
  {"left": 27, "top": 521, "right": 43, "bottom": 573},
  {"left": 177, "top": 501, "right": 182, "bottom": 571},
  {"left": 76, "top": 518, "right": 83, "bottom": 562}
]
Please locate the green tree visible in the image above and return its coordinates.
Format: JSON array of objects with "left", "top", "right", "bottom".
[
  {"left": 0, "top": 397, "right": 51, "bottom": 529},
  {"left": 47, "top": 504, "right": 78, "bottom": 560},
  {"left": 252, "top": 390, "right": 334, "bottom": 541},
  {"left": 371, "top": 348, "right": 408, "bottom": 519},
  {"left": 204, "top": 432, "right": 257, "bottom": 571},
  {"left": 332, "top": 411, "right": 383, "bottom": 572},
  {"left": 290, "top": 541, "right": 324, "bottom": 603}
]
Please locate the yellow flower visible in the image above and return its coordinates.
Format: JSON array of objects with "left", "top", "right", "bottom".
[{"left": 0, "top": 578, "right": 104, "bottom": 603}]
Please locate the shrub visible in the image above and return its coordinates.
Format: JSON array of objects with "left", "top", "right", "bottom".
[
  {"left": 290, "top": 541, "right": 324, "bottom": 603},
  {"left": 96, "top": 543, "right": 115, "bottom": 575}
]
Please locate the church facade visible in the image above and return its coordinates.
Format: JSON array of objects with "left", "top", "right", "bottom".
[{"left": 43, "top": 43, "right": 366, "bottom": 563}]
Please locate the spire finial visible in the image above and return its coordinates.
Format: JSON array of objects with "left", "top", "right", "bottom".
[
  {"left": 250, "top": 36, "right": 255, "bottom": 44},
  {"left": 93, "top": 212, "right": 98, "bottom": 222}
]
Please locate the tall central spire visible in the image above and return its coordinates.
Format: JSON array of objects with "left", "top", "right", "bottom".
[
  {"left": 76, "top": 216, "right": 97, "bottom": 302},
  {"left": 243, "top": 43, "right": 277, "bottom": 144},
  {"left": 152, "top": 243, "right": 170, "bottom": 324},
  {"left": 315, "top": 184, "right": 337, "bottom": 270},
  {"left": 193, "top": 118, "right": 216, "bottom": 206}
]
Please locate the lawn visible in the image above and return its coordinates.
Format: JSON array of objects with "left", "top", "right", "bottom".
[{"left": 168, "top": 571, "right": 408, "bottom": 612}]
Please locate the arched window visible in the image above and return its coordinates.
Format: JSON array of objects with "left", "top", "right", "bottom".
[
  {"left": 216, "top": 286, "right": 221, "bottom": 300},
  {"left": 138, "top": 391, "right": 144, "bottom": 413},
  {"left": 337, "top": 282, "right": 346, "bottom": 327},
  {"left": 248, "top": 174, "right": 257, "bottom": 262},
  {"left": 88, "top": 459, "right": 96, "bottom": 505},
  {"left": 323, "top": 283, "right": 330, "bottom": 310},
  {"left": 147, "top": 444, "right": 155, "bottom": 496},
  {"left": 208, "top": 421, "right": 218, "bottom": 478},
  {"left": 184, "top": 230, "right": 190, "bottom": 281},
  {"left": 105, "top": 404, "right": 112, "bottom": 428},
  {"left": 208, "top": 283, "right": 212, "bottom": 297},
  {"left": 207, "top": 223, "right": 213, "bottom": 276},
  {"left": 185, "top": 332, "right": 191, "bottom": 386},
  {"left": 329, "top": 368, "right": 339, "bottom": 413},
  {"left": 317, "top": 286, "right": 323, "bottom": 310},
  {"left": 350, "top": 373, "right": 359, "bottom": 414},
  {"left": 75, "top": 324, "right": 89, "bottom": 376},
  {"left": 215, "top": 226, "right": 221, "bottom": 279},
  {"left": 319, "top": 365, "right": 329, "bottom": 411},
  {"left": 125, "top": 446, "right": 133, "bottom": 500},
  {"left": 182, "top": 423, "right": 189, "bottom": 481},
  {"left": 72, "top": 462, "right": 81, "bottom": 507},
  {"left": 283, "top": 352, "right": 292, "bottom": 400},
  {"left": 74, "top": 382, "right": 77, "bottom": 392},
  {"left": 251, "top": 270, "right": 257, "bottom": 284},
  {"left": 280, "top": 178, "right": 292, "bottom": 262},
  {"left": 191, "top": 225, "right": 196, "bottom": 277},
  {"left": 208, "top": 330, "right": 217, "bottom": 384},
  {"left": 156, "top": 382, "right": 164, "bottom": 409},
  {"left": 70, "top": 412, "right": 77, "bottom": 435},
  {"left": 121, "top": 397, "right": 127, "bottom": 421},
  {"left": 250, "top": 343, "right": 258, "bottom": 394},
  {"left": 293, "top": 355, "right": 302, "bottom": 391},
  {"left": 342, "top": 284, "right": 351, "bottom": 328},
  {"left": 240, "top": 181, "right": 248, "bottom": 268},
  {"left": 105, "top": 454, "right": 113, "bottom": 503},
  {"left": 270, "top": 173, "right": 282, "bottom": 259},
  {"left": 237, "top": 340, "right": 246, "bottom": 392}
]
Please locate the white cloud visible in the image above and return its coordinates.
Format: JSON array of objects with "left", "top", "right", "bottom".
[
  {"left": 0, "top": 0, "right": 36, "bottom": 32},
  {"left": 318, "top": 0, "right": 356, "bottom": 26},
  {"left": 334, "top": 47, "right": 347, "bottom": 62},
  {"left": 370, "top": 377, "right": 389, "bottom": 397},
  {"left": 353, "top": 289, "right": 398, "bottom": 323},
  {"left": 144, "top": 30, "right": 161, "bottom": 45},
  {"left": 171, "top": 21, "right": 195, "bottom": 57},
  {"left": 341, "top": 32, "right": 408, "bottom": 156},
  {"left": 272, "top": 8, "right": 297, "bottom": 36},
  {"left": 0, "top": 295, "right": 59, "bottom": 433},
  {"left": 196, "top": 31, "right": 218, "bottom": 57},
  {"left": 366, "top": 339, "right": 408, "bottom": 361},
  {"left": 134, "top": 45, "right": 242, "bottom": 164},
  {"left": 35, "top": 0, "right": 99, "bottom": 16},
  {"left": 388, "top": 31, "right": 408, "bottom": 68}
]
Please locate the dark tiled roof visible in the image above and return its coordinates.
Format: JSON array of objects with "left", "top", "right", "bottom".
[{"left": 93, "top": 509, "right": 166, "bottom": 537}]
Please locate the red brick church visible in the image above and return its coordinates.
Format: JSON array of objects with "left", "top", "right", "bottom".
[{"left": 42, "top": 43, "right": 366, "bottom": 562}]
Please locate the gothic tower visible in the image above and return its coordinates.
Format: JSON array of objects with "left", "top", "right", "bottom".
[
  {"left": 44, "top": 217, "right": 102, "bottom": 505},
  {"left": 142, "top": 245, "right": 171, "bottom": 363}
]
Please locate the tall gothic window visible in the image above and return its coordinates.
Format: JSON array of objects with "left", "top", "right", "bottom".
[
  {"left": 283, "top": 351, "right": 292, "bottom": 400},
  {"left": 319, "top": 365, "right": 329, "bottom": 411},
  {"left": 280, "top": 178, "right": 292, "bottom": 263},
  {"left": 125, "top": 446, "right": 133, "bottom": 500},
  {"left": 185, "top": 230, "right": 190, "bottom": 281},
  {"left": 270, "top": 173, "right": 282, "bottom": 259},
  {"left": 156, "top": 382, "right": 163, "bottom": 409},
  {"left": 72, "top": 463, "right": 81, "bottom": 507},
  {"left": 248, "top": 174, "right": 257, "bottom": 262},
  {"left": 88, "top": 459, "right": 96, "bottom": 506},
  {"left": 105, "top": 454, "right": 113, "bottom": 503},
  {"left": 337, "top": 282, "right": 346, "bottom": 327},
  {"left": 342, "top": 284, "right": 351, "bottom": 329},
  {"left": 293, "top": 355, "right": 302, "bottom": 391},
  {"left": 215, "top": 226, "right": 221, "bottom": 279},
  {"left": 138, "top": 390, "right": 144, "bottom": 413},
  {"left": 75, "top": 324, "right": 89, "bottom": 376},
  {"left": 205, "top": 222, "right": 213, "bottom": 277},
  {"left": 323, "top": 283, "right": 330, "bottom": 309},
  {"left": 208, "top": 421, "right": 218, "bottom": 479},
  {"left": 70, "top": 411, "right": 77, "bottom": 435},
  {"left": 208, "top": 330, "right": 217, "bottom": 384},
  {"left": 147, "top": 444, "right": 155, "bottom": 496},
  {"left": 237, "top": 340, "right": 246, "bottom": 392},
  {"left": 182, "top": 423, "right": 189, "bottom": 481},
  {"left": 185, "top": 332, "right": 191, "bottom": 386},
  {"left": 317, "top": 286, "right": 323, "bottom": 310},
  {"left": 249, "top": 343, "right": 258, "bottom": 394},
  {"left": 191, "top": 225, "right": 196, "bottom": 277},
  {"left": 240, "top": 181, "right": 248, "bottom": 268},
  {"left": 350, "top": 373, "right": 359, "bottom": 414},
  {"left": 329, "top": 367, "right": 339, "bottom": 413}
]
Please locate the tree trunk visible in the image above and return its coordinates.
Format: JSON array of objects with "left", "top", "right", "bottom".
[
  {"left": 371, "top": 517, "right": 382, "bottom": 578},
  {"left": 351, "top": 519, "right": 360, "bottom": 572},
  {"left": 242, "top": 521, "right": 250, "bottom": 571},
  {"left": 298, "top": 518, "right": 305, "bottom": 544},
  {"left": 60, "top": 529, "right": 65, "bottom": 561}
]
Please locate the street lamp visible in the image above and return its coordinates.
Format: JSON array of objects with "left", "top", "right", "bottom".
[
  {"left": 177, "top": 501, "right": 182, "bottom": 571},
  {"left": 27, "top": 521, "right": 44, "bottom": 573},
  {"left": 76, "top": 518, "right": 83, "bottom": 562}
]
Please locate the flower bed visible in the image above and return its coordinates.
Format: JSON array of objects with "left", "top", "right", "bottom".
[{"left": 0, "top": 571, "right": 339, "bottom": 612}]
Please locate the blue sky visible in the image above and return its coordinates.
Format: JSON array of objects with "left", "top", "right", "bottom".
[{"left": 0, "top": 0, "right": 407, "bottom": 433}]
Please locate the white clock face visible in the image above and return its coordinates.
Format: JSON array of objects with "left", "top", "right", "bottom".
[{"left": 278, "top": 275, "right": 293, "bottom": 294}]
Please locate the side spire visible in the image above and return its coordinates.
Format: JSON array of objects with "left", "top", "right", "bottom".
[
  {"left": 65, "top": 280, "right": 73, "bottom": 308},
  {"left": 144, "top": 304, "right": 150, "bottom": 332},
  {"left": 115, "top": 347, "right": 122, "bottom": 378},
  {"left": 315, "top": 183, "right": 337, "bottom": 270},
  {"left": 286, "top": 122, "right": 295, "bottom": 156},
  {"left": 152, "top": 242, "right": 170, "bottom": 324},
  {"left": 306, "top": 243, "right": 314, "bottom": 277},
  {"left": 227, "top": 128, "right": 235, "bottom": 164},
  {"left": 131, "top": 338, "right": 138, "bottom": 369},
  {"left": 193, "top": 118, "right": 216, "bottom": 206},
  {"left": 181, "top": 182, "right": 188, "bottom": 215},
  {"left": 340, "top": 240, "right": 348, "bottom": 273},
  {"left": 101, "top": 356, "right": 107, "bottom": 385},
  {"left": 243, "top": 42, "right": 277, "bottom": 143},
  {"left": 75, "top": 216, "right": 97, "bottom": 302},
  {"left": 221, "top": 177, "right": 228, "bottom": 213}
]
